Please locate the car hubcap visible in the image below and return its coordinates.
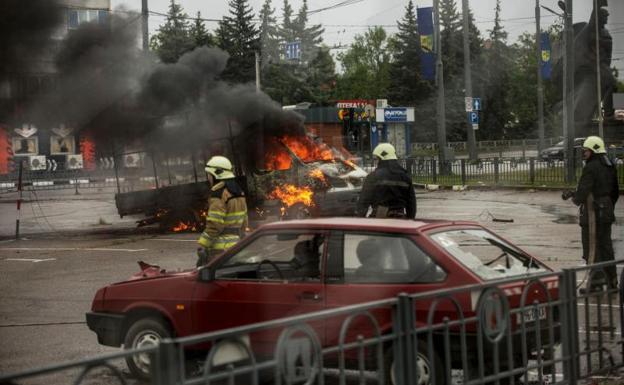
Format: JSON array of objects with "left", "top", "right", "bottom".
[
  {"left": 133, "top": 331, "right": 161, "bottom": 373},
  {"left": 391, "top": 352, "right": 432, "bottom": 385}
]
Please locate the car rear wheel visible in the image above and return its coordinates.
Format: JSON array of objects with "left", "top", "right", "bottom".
[
  {"left": 384, "top": 343, "right": 445, "bottom": 385},
  {"left": 124, "top": 317, "right": 171, "bottom": 381}
]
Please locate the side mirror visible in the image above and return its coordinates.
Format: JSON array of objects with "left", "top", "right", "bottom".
[{"left": 199, "top": 266, "right": 214, "bottom": 282}]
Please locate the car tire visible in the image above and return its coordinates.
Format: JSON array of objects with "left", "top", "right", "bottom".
[
  {"left": 124, "top": 317, "right": 172, "bottom": 381},
  {"left": 384, "top": 342, "right": 445, "bottom": 385}
]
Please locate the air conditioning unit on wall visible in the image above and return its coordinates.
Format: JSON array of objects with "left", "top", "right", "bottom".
[
  {"left": 124, "top": 153, "right": 143, "bottom": 168},
  {"left": 29, "top": 155, "right": 47, "bottom": 171},
  {"left": 66, "top": 154, "right": 84, "bottom": 170}
]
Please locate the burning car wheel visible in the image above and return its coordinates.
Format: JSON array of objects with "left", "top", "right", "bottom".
[
  {"left": 124, "top": 317, "right": 172, "bottom": 380},
  {"left": 385, "top": 343, "right": 444, "bottom": 385}
]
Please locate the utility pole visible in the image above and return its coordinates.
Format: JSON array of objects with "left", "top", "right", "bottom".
[
  {"left": 462, "top": 0, "right": 477, "bottom": 161},
  {"left": 594, "top": 0, "right": 603, "bottom": 137},
  {"left": 536, "top": 0, "right": 545, "bottom": 153},
  {"left": 564, "top": 0, "right": 575, "bottom": 183},
  {"left": 255, "top": 51, "right": 261, "bottom": 92},
  {"left": 141, "top": 0, "right": 149, "bottom": 51},
  {"left": 434, "top": 0, "right": 447, "bottom": 165}
]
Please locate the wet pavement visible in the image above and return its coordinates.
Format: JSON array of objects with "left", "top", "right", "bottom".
[{"left": 0, "top": 187, "right": 622, "bottom": 384}]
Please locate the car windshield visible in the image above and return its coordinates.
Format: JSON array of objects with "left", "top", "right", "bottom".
[{"left": 430, "top": 229, "right": 547, "bottom": 280}]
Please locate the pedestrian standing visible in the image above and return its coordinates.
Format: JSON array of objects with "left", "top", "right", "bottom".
[
  {"left": 196, "top": 156, "right": 248, "bottom": 266},
  {"left": 356, "top": 143, "right": 416, "bottom": 219},
  {"left": 562, "top": 136, "right": 619, "bottom": 292}
]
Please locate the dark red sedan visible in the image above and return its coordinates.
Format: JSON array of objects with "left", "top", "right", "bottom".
[{"left": 86, "top": 218, "right": 559, "bottom": 381}]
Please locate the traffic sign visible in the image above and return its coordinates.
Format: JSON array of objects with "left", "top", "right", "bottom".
[
  {"left": 469, "top": 112, "right": 479, "bottom": 124},
  {"left": 472, "top": 97, "right": 482, "bottom": 111},
  {"left": 465, "top": 97, "right": 473, "bottom": 112},
  {"left": 472, "top": 123, "right": 479, "bottom": 131}
]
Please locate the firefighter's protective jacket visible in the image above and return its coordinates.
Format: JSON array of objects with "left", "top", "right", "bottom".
[
  {"left": 198, "top": 179, "right": 248, "bottom": 251},
  {"left": 356, "top": 159, "right": 416, "bottom": 218},
  {"left": 572, "top": 154, "right": 619, "bottom": 226}
]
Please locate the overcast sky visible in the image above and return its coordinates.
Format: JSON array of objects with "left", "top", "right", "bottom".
[{"left": 112, "top": 0, "right": 624, "bottom": 75}]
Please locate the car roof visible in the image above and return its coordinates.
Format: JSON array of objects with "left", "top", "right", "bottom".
[{"left": 257, "top": 217, "right": 480, "bottom": 234}]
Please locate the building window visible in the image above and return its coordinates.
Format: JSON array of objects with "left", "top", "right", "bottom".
[{"left": 67, "top": 9, "right": 108, "bottom": 30}]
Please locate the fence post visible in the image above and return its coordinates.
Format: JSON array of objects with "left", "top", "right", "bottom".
[
  {"left": 153, "top": 338, "right": 181, "bottom": 385},
  {"left": 560, "top": 269, "right": 579, "bottom": 385},
  {"left": 494, "top": 158, "right": 500, "bottom": 184},
  {"left": 393, "top": 294, "right": 416, "bottom": 385},
  {"left": 529, "top": 159, "right": 535, "bottom": 185},
  {"left": 431, "top": 159, "right": 437, "bottom": 184},
  {"left": 460, "top": 159, "right": 466, "bottom": 186}
]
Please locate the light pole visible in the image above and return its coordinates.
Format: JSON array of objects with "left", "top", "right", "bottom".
[
  {"left": 536, "top": 0, "right": 545, "bottom": 154},
  {"left": 462, "top": 0, "right": 477, "bottom": 161},
  {"left": 433, "top": 0, "right": 447, "bottom": 165}
]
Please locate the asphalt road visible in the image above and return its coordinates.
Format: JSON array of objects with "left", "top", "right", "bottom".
[{"left": 0, "top": 188, "right": 622, "bottom": 383}]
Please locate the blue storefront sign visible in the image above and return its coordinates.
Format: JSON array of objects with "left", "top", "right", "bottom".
[{"left": 383, "top": 108, "right": 408, "bottom": 122}]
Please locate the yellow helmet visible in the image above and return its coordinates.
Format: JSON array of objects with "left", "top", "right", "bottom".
[
  {"left": 582, "top": 136, "right": 606, "bottom": 154},
  {"left": 372, "top": 143, "right": 397, "bottom": 160},
  {"left": 205, "top": 156, "right": 235, "bottom": 179}
]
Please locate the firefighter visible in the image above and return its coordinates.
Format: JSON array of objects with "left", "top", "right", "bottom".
[
  {"left": 562, "top": 136, "right": 619, "bottom": 292},
  {"left": 356, "top": 143, "right": 416, "bottom": 219},
  {"left": 197, "top": 156, "right": 248, "bottom": 266}
]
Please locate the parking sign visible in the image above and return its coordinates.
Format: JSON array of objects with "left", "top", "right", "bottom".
[{"left": 469, "top": 112, "right": 479, "bottom": 124}]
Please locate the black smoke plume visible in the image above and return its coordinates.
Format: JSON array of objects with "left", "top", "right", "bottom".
[
  {"left": 22, "top": 11, "right": 304, "bottom": 161},
  {"left": 0, "top": 0, "right": 63, "bottom": 79}
]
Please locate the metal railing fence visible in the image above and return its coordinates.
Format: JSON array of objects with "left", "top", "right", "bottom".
[
  {"left": 1, "top": 260, "right": 623, "bottom": 385},
  {"left": 360, "top": 157, "right": 624, "bottom": 189},
  {"left": 2, "top": 153, "right": 623, "bottom": 194}
]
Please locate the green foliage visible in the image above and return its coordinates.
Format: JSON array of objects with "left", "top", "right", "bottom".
[
  {"left": 189, "top": 12, "right": 214, "bottom": 48},
  {"left": 260, "top": 0, "right": 335, "bottom": 105},
  {"left": 149, "top": 0, "right": 193, "bottom": 63},
  {"left": 259, "top": 0, "right": 280, "bottom": 66},
  {"left": 336, "top": 27, "right": 392, "bottom": 99},
  {"left": 306, "top": 46, "right": 337, "bottom": 105},
  {"left": 387, "top": 0, "right": 432, "bottom": 106},
  {"left": 217, "top": 0, "right": 260, "bottom": 83}
]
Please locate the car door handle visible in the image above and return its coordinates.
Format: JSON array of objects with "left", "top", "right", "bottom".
[{"left": 299, "top": 291, "right": 322, "bottom": 301}]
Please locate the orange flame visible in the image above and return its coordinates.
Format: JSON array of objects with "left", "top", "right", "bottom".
[
  {"left": 268, "top": 184, "right": 315, "bottom": 207},
  {"left": 172, "top": 222, "right": 192, "bottom": 232},
  {"left": 79, "top": 132, "right": 96, "bottom": 171},
  {"left": 308, "top": 168, "right": 328, "bottom": 185},
  {"left": 280, "top": 135, "right": 334, "bottom": 163},
  {"left": 264, "top": 135, "right": 336, "bottom": 171}
]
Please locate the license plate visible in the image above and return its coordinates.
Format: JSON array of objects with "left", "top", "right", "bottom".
[{"left": 517, "top": 307, "right": 547, "bottom": 325}]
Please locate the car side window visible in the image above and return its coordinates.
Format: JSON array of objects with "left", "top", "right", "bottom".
[
  {"left": 215, "top": 233, "right": 325, "bottom": 281},
  {"left": 343, "top": 233, "right": 445, "bottom": 284}
]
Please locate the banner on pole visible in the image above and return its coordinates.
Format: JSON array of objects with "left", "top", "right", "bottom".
[
  {"left": 540, "top": 32, "right": 552, "bottom": 80},
  {"left": 417, "top": 7, "right": 435, "bottom": 81}
]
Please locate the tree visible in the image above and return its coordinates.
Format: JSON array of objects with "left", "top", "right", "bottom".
[
  {"left": 258, "top": 0, "right": 280, "bottom": 66},
  {"left": 189, "top": 12, "right": 214, "bottom": 48},
  {"left": 387, "top": 0, "right": 432, "bottom": 106},
  {"left": 336, "top": 27, "right": 392, "bottom": 99},
  {"left": 439, "top": 0, "right": 462, "bottom": 81},
  {"left": 149, "top": 0, "right": 193, "bottom": 63},
  {"left": 217, "top": 0, "right": 260, "bottom": 83},
  {"left": 306, "top": 46, "right": 336, "bottom": 104},
  {"left": 294, "top": 0, "right": 324, "bottom": 64},
  {"left": 479, "top": 0, "right": 512, "bottom": 139}
]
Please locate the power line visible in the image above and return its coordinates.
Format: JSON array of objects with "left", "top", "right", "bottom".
[{"left": 308, "top": 0, "right": 365, "bottom": 15}]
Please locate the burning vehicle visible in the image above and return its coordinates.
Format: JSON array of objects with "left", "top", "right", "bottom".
[{"left": 114, "top": 132, "right": 367, "bottom": 229}]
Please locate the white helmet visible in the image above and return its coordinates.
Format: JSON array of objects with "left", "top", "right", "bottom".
[
  {"left": 372, "top": 143, "right": 398, "bottom": 160},
  {"left": 582, "top": 136, "right": 606, "bottom": 154},
  {"left": 205, "top": 156, "right": 235, "bottom": 180}
]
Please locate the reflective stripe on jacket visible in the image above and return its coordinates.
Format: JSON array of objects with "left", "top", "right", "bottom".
[{"left": 198, "top": 180, "right": 248, "bottom": 251}]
